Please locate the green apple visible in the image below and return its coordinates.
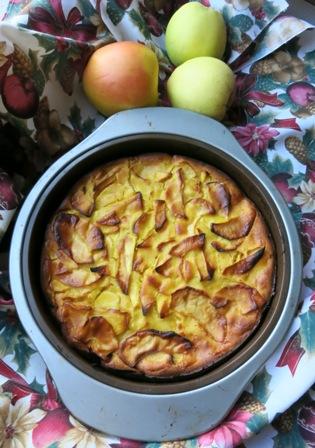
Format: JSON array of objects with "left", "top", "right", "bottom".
[
  {"left": 165, "top": 2, "right": 227, "bottom": 66},
  {"left": 167, "top": 57, "right": 235, "bottom": 121}
]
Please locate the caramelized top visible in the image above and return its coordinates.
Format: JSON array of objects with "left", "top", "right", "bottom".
[{"left": 42, "top": 154, "right": 274, "bottom": 377}]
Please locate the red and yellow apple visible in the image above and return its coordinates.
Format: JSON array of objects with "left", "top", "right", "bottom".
[{"left": 82, "top": 41, "right": 159, "bottom": 116}]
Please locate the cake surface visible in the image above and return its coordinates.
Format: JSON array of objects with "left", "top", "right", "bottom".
[{"left": 42, "top": 154, "right": 274, "bottom": 377}]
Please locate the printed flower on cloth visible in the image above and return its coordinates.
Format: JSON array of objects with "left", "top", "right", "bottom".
[
  {"left": 0, "top": 394, "right": 46, "bottom": 448},
  {"left": 198, "top": 409, "right": 252, "bottom": 448},
  {"left": 27, "top": 0, "right": 98, "bottom": 42},
  {"left": 293, "top": 180, "right": 315, "bottom": 212},
  {"left": 59, "top": 415, "right": 111, "bottom": 448},
  {"left": 231, "top": 123, "right": 279, "bottom": 156}
]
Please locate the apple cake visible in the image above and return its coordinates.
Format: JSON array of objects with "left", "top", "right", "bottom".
[{"left": 41, "top": 154, "right": 275, "bottom": 378}]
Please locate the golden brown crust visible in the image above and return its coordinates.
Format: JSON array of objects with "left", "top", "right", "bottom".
[{"left": 41, "top": 154, "right": 275, "bottom": 378}]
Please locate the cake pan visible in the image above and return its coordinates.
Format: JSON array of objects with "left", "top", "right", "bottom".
[{"left": 10, "top": 108, "right": 302, "bottom": 441}]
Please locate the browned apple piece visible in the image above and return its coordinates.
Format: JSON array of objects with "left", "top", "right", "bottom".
[
  {"left": 170, "top": 234, "right": 205, "bottom": 257},
  {"left": 79, "top": 316, "right": 118, "bottom": 357},
  {"left": 119, "top": 329, "right": 193, "bottom": 368},
  {"left": 140, "top": 273, "right": 162, "bottom": 315},
  {"left": 157, "top": 239, "right": 175, "bottom": 251},
  {"left": 74, "top": 216, "right": 89, "bottom": 236},
  {"left": 53, "top": 213, "right": 78, "bottom": 255},
  {"left": 155, "top": 200, "right": 167, "bottom": 231},
  {"left": 50, "top": 260, "right": 69, "bottom": 275},
  {"left": 196, "top": 251, "right": 214, "bottom": 281},
  {"left": 87, "top": 225, "right": 104, "bottom": 250},
  {"left": 57, "top": 301, "right": 91, "bottom": 339},
  {"left": 71, "top": 184, "right": 94, "bottom": 217},
  {"left": 165, "top": 169, "right": 186, "bottom": 218},
  {"left": 97, "top": 211, "right": 120, "bottom": 226},
  {"left": 175, "top": 220, "right": 188, "bottom": 235},
  {"left": 58, "top": 301, "right": 91, "bottom": 324},
  {"left": 55, "top": 250, "right": 78, "bottom": 270},
  {"left": 187, "top": 198, "right": 215, "bottom": 215},
  {"left": 71, "top": 236, "right": 93, "bottom": 264},
  {"left": 213, "top": 284, "right": 262, "bottom": 315},
  {"left": 207, "top": 182, "right": 230, "bottom": 216},
  {"left": 131, "top": 154, "right": 172, "bottom": 181},
  {"left": 171, "top": 286, "right": 209, "bottom": 306},
  {"left": 223, "top": 247, "right": 265, "bottom": 276},
  {"left": 94, "top": 166, "right": 120, "bottom": 186},
  {"left": 155, "top": 257, "right": 180, "bottom": 277},
  {"left": 102, "top": 352, "right": 137, "bottom": 372},
  {"left": 116, "top": 236, "right": 136, "bottom": 294},
  {"left": 206, "top": 316, "right": 227, "bottom": 343},
  {"left": 101, "top": 309, "right": 130, "bottom": 335},
  {"left": 132, "top": 254, "right": 146, "bottom": 274},
  {"left": 180, "top": 259, "right": 194, "bottom": 282},
  {"left": 98, "top": 192, "right": 143, "bottom": 223},
  {"left": 211, "top": 209, "right": 256, "bottom": 240},
  {"left": 137, "top": 233, "right": 155, "bottom": 249},
  {"left": 137, "top": 352, "right": 173, "bottom": 374},
  {"left": 157, "top": 294, "right": 170, "bottom": 318},
  {"left": 211, "top": 295, "right": 229, "bottom": 308},
  {"left": 94, "top": 173, "right": 117, "bottom": 197},
  {"left": 57, "top": 268, "right": 102, "bottom": 287},
  {"left": 128, "top": 192, "right": 143, "bottom": 214},
  {"left": 228, "top": 313, "right": 258, "bottom": 336},
  {"left": 211, "top": 240, "right": 242, "bottom": 252},
  {"left": 133, "top": 212, "right": 150, "bottom": 235},
  {"left": 90, "top": 265, "right": 109, "bottom": 276}
]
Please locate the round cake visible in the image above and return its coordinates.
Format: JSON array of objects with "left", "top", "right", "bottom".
[{"left": 41, "top": 154, "right": 275, "bottom": 378}]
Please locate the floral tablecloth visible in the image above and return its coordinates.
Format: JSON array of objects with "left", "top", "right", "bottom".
[{"left": 0, "top": 0, "right": 315, "bottom": 447}]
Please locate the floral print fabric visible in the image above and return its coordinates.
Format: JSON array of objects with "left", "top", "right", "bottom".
[{"left": 0, "top": 0, "right": 315, "bottom": 447}]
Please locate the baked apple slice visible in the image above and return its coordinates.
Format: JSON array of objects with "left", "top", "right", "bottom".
[
  {"left": 86, "top": 225, "right": 104, "bottom": 250},
  {"left": 211, "top": 240, "right": 242, "bottom": 252},
  {"left": 155, "top": 257, "right": 181, "bottom": 277},
  {"left": 140, "top": 272, "right": 162, "bottom": 315},
  {"left": 97, "top": 211, "right": 120, "bottom": 226},
  {"left": 165, "top": 169, "right": 186, "bottom": 218},
  {"left": 71, "top": 182, "right": 94, "bottom": 217},
  {"left": 57, "top": 301, "right": 91, "bottom": 338},
  {"left": 119, "top": 329, "right": 193, "bottom": 369},
  {"left": 94, "top": 173, "right": 117, "bottom": 198},
  {"left": 116, "top": 236, "right": 136, "bottom": 294},
  {"left": 179, "top": 259, "right": 194, "bottom": 282},
  {"left": 211, "top": 207, "right": 256, "bottom": 240},
  {"left": 154, "top": 200, "right": 167, "bottom": 231},
  {"left": 205, "top": 316, "right": 227, "bottom": 343},
  {"left": 170, "top": 234, "right": 205, "bottom": 257},
  {"left": 171, "top": 286, "right": 209, "bottom": 306},
  {"left": 212, "top": 284, "right": 263, "bottom": 314},
  {"left": 53, "top": 212, "right": 78, "bottom": 255},
  {"left": 70, "top": 235, "right": 93, "bottom": 264},
  {"left": 133, "top": 212, "right": 150, "bottom": 235},
  {"left": 195, "top": 250, "right": 214, "bottom": 281},
  {"left": 207, "top": 182, "right": 231, "bottom": 216},
  {"left": 97, "top": 192, "right": 143, "bottom": 223},
  {"left": 79, "top": 316, "right": 118, "bottom": 358},
  {"left": 186, "top": 198, "right": 215, "bottom": 217},
  {"left": 57, "top": 267, "right": 103, "bottom": 287},
  {"left": 100, "top": 309, "right": 130, "bottom": 335},
  {"left": 223, "top": 247, "right": 265, "bottom": 275}
]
